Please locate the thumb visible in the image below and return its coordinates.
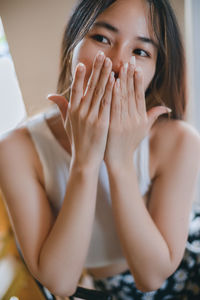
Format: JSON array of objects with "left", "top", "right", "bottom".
[
  {"left": 147, "top": 106, "right": 172, "bottom": 129},
  {"left": 47, "top": 94, "right": 68, "bottom": 121}
]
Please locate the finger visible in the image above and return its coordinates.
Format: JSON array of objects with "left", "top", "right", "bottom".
[
  {"left": 65, "top": 116, "right": 72, "bottom": 145},
  {"left": 147, "top": 106, "right": 172, "bottom": 129},
  {"left": 134, "top": 66, "right": 146, "bottom": 116},
  {"left": 89, "top": 57, "right": 112, "bottom": 116},
  {"left": 70, "top": 62, "right": 86, "bottom": 110},
  {"left": 47, "top": 94, "right": 68, "bottom": 121},
  {"left": 120, "top": 63, "right": 128, "bottom": 118},
  {"left": 110, "top": 78, "right": 121, "bottom": 122},
  {"left": 81, "top": 51, "right": 105, "bottom": 112},
  {"left": 99, "top": 71, "right": 115, "bottom": 122},
  {"left": 127, "top": 56, "right": 136, "bottom": 114}
]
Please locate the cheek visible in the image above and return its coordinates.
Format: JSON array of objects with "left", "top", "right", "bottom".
[
  {"left": 143, "top": 65, "right": 156, "bottom": 91},
  {"left": 72, "top": 41, "right": 96, "bottom": 89}
]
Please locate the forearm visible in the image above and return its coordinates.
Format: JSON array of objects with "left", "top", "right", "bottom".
[
  {"left": 37, "top": 53, "right": 114, "bottom": 295},
  {"left": 37, "top": 161, "right": 99, "bottom": 295},
  {"left": 107, "top": 162, "right": 175, "bottom": 291}
]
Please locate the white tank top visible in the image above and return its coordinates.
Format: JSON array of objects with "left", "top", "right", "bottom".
[{"left": 26, "top": 112, "right": 151, "bottom": 268}]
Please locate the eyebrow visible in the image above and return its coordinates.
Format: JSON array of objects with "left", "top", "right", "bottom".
[
  {"left": 93, "top": 21, "right": 119, "bottom": 33},
  {"left": 93, "top": 21, "right": 158, "bottom": 48},
  {"left": 137, "top": 36, "right": 158, "bottom": 48}
]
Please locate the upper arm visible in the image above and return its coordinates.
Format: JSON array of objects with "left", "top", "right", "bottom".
[
  {"left": 148, "top": 121, "right": 200, "bottom": 267},
  {"left": 0, "top": 129, "right": 55, "bottom": 278}
]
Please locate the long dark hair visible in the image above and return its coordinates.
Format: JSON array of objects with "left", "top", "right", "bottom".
[{"left": 57, "top": 0, "right": 187, "bottom": 120}]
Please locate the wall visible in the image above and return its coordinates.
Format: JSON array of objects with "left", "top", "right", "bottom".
[
  {"left": 170, "top": 0, "right": 185, "bottom": 38},
  {"left": 0, "top": 0, "right": 75, "bottom": 116}
]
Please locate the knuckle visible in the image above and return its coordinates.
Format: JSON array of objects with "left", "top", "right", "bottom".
[
  {"left": 87, "top": 81, "right": 95, "bottom": 93},
  {"left": 136, "top": 91, "right": 143, "bottom": 100},
  {"left": 94, "top": 58, "right": 103, "bottom": 68},
  {"left": 87, "top": 112, "right": 95, "bottom": 125},
  {"left": 68, "top": 101, "right": 78, "bottom": 114},
  {"left": 101, "top": 95, "right": 111, "bottom": 107},
  {"left": 71, "top": 85, "right": 80, "bottom": 96},
  {"left": 68, "top": 103, "right": 76, "bottom": 117},
  {"left": 68, "top": 104, "right": 73, "bottom": 115},
  {"left": 128, "top": 91, "right": 133, "bottom": 100},
  {"left": 127, "top": 67, "right": 133, "bottom": 76},
  {"left": 121, "top": 93, "right": 126, "bottom": 103},
  {"left": 94, "top": 86, "right": 104, "bottom": 97},
  {"left": 79, "top": 109, "right": 86, "bottom": 120},
  {"left": 69, "top": 106, "right": 77, "bottom": 117},
  {"left": 112, "top": 103, "right": 120, "bottom": 113},
  {"left": 107, "top": 78, "right": 114, "bottom": 89},
  {"left": 128, "top": 85, "right": 134, "bottom": 95}
]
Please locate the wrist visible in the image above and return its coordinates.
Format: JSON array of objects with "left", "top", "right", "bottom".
[
  {"left": 106, "top": 159, "right": 138, "bottom": 189},
  {"left": 70, "top": 157, "right": 101, "bottom": 176},
  {"left": 105, "top": 155, "right": 134, "bottom": 173}
]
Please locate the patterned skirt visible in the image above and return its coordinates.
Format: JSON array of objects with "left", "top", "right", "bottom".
[{"left": 94, "top": 210, "right": 200, "bottom": 300}]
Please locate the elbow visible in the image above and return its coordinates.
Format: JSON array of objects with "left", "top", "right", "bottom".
[
  {"left": 40, "top": 280, "right": 78, "bottom": 298},
  {"left": 47, "top": 285, "right": 77, "bottom": 298},
  {"left": 135, "top": 280, "right": 165, "bottom": 293},
  {"left": 134, "top": 275, "right": 166, "bottom": 293},
  {"left": 33, "top": 267, "right": 78, "bottom": 297},
  {"left": 131, "top": 259, "right": 175, "bottom": 292},
  {"left": 34, "top": 256, "right": 79, "bottom": 297}
]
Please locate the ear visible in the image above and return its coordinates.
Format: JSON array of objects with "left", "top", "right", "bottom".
[{"left": 47, "top": 94, "right": 69, "bottom": 121}]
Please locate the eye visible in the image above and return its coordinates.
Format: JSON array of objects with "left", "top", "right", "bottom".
[
  {"left": 91, "top": 34, "right": 110, "bottom": 45},
  {"left": 134, "top": 49, "right": 150, "bottom": 57}
]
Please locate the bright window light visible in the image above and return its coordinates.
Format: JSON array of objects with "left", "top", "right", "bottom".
[{"left": 0, "top": 17, "right": 27, "bottom": 135}]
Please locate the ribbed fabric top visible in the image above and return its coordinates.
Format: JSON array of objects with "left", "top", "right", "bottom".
[{"left": 26, "top": 112, "right": 151, "bottom": 268}]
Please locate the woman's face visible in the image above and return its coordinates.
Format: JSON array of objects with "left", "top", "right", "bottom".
[{"left": 71, "top": 0, "right": 158, "bottom": 92}]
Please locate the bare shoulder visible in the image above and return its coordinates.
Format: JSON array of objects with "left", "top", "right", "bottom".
[
  {"left": 0, "top": 126, "right": 30, "bottom": 148},
  {"left": 0, "top": 127, "right": 31, "bottom": 165},
  {"left": 0, "top": 126, "right": 44, "bottom": 185},
  {"left": 151, "top": 118, "right": 200, "bottom": 149},
  {"left": 149, "top": 118, "right": 200, "bottom": 178}
]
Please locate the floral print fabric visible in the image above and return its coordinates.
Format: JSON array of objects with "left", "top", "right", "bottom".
[{"left": 94, "top": 210, "right": 200, "bottom": 299}]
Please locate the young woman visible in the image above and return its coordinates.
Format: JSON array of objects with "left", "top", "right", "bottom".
[{"left": 1, "top": 0, "right": 200, "bottom": 299}]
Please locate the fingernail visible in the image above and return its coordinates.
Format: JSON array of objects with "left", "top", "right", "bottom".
[
  {"left": 130, "top": 56, "right": 136, "bottom": 65},
  {"left": 97, "top": 51, "right": 105, "bottom": 61},
  {"left": 110, "top": 71, "right": 115, "bottom": 79},
  {"left": 109, "top": 71, "right": 115, "bottom": 83},
  {"left": 105, "top": 57, "right": 111, "bottom": 67},
  {"left": 166, "top": 108, "right": 172, "bottom": 113},
  {"left": 116, "top": 78, "right": 120, "bottom": 88},
  {"left": 77, "top": 63, "right": 85, "bottom": 72},
  {"left": 47, "top": 94, "right": 56, "bottom": 100},
  {"left": 123, "top": 63, "right": 128, "bottom": 72}
]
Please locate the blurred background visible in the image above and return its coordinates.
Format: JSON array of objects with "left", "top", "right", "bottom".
[{"left": 0, "top": 0, "right": 75, "bottom": 133}]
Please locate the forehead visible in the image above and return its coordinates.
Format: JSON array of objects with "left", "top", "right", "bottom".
[{"left": 95, "top": 0, "right": 152, "bottom": 37}]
